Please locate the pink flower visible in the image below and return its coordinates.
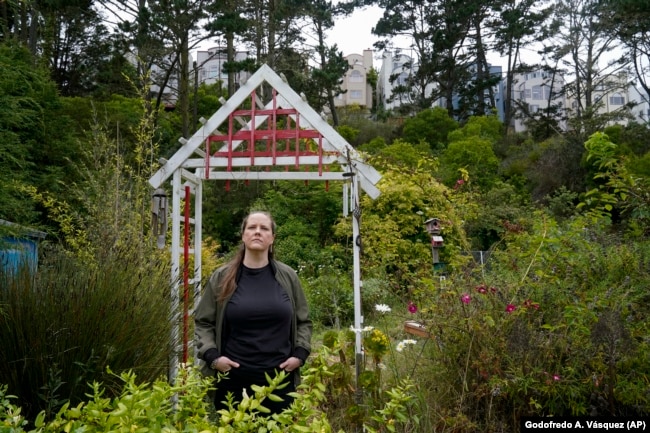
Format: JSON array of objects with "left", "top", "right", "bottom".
[
  {"left": 461, "top": 293, "right": 472, "bottom": 304},
  {"left": 505, "top": 304, "right": 516, "bottom": 313},
  {"left": 553, "top": 374, "right": 561, "bottom": 381},
  {"left": 476, "top": 284, "right": 487, "bottom": 294},
  {"left": 489, "top": 286, "right": 498, "bottom": 293},
  {"left": 408, "top": 301, "right": 418, "bottom": 314}
]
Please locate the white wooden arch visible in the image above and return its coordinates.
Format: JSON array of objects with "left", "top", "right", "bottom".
[{"left": 148, "top": 64, "right": 381, "bottom": 387}]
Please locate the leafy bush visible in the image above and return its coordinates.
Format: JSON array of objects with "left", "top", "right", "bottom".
[
  {"left": 0, "top": 362, "right": 335, "bottom": 433},
  {"left": 401, "top": 107, "right": 459, "bottom": 153},
  {"left": 0, "top": 244, "right": 172, "bottom": 420},
  {"left": 0, "top": 81, "right": 175, "bottom": 421},
  {"left": 316, "top": 328, "right": 421, "bottom": 433},
  {"left": 303, "top": 265, "right": 354, "bottom": 328},
  {"left": 395, "top": 214, "right": 650, "bottom": 431}
]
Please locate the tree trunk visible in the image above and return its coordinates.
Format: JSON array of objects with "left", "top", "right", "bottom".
[
  {"left": 226, "top": 32, "right": 235, "bottom": 96},
  {"left": 179, "top": 33, "right": 190, "bottom": 138}
]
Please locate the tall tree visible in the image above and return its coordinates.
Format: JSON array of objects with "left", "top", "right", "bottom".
[
  {"left": 369, "top": 0, "right": 475, "bottom": 117},
  {"left": 454, "top": 0, "right": 503, "bottom": 121},
  {"left": 41, "top": 3, "right": 118, "bottom": 96},
  {"left": 0, "top": 0, "right": 123, "bottom": 96},
  {"left": 0, "top": 0, "right": 39, "bottom": 51},
  {"left": 370, "top": 0, "right": 439, "bottom": 112},
  {"left": 0, "top": 43, "right": 81, "bottom": 228},
  {"left": 151, "top": 0, "right": 209, "bottom": 137},
  {"left": 304, "top": 0, "right": 350, "bottom": 126},
  {"left": 204, "top": 0, "right": 249, "bottom": 97},
  {"left": 239, "top": 0, "right": 307, "bottom": 70},
  {"left": 489, "top": 0, "right": 553, "bottom": 132},
  {"left": 100, "top": 0, "right": 211, "bottom": 136},
  {"left": 604, "top": 0, "right": 650, "bottom": 102},
  {"left": 547, "top": 0, "right": 627, "bottom": 138}
]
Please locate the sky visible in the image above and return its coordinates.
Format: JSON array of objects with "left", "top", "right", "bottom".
[
  {"left": 324, "top": 4, "right": 508, "bottom": 69},
  {"left": 325, "top": 4, "right": 386, "bottom": 56}
]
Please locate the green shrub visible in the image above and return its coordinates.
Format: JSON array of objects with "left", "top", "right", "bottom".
[
  {"left": 0, "top": 362, "right": 337, "bottom": 432},
  {"left": 408, "top": 214, "right": 650, "bottom": 430},
  {"left": 303, "top": 265, "right": 353, "bottom": 328},
  {"left": 316, "top": 329, "right": 421, "bottom": 433},
  {"left": 0, "top": 244, "right": 172, "bottom": 420}
]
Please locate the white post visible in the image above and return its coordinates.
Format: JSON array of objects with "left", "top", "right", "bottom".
[
  {"left": 193, "top": 179, "right": 203, "bottom": 364},
  {"left": 350, "top": 172, "right": 364, "bottom": 403},
  {"left": 169, "top": 170, "right": 182, "bottom": 385}
]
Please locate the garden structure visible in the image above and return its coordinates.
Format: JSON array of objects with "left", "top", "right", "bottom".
[{"left": 148, "top": 64, "right": 382, "bottom": 395}]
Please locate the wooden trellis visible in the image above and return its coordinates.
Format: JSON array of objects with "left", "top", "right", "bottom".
[{"left": 148, "top": 64, "right": 381, "bottom": 393}]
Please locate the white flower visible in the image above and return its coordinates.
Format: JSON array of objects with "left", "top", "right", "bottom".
[
  {"left": 375, "top": 304, "right": 392, "bottom": 313},
  {"left": 396, "top": 339, "right": 417, "bottom": 352},
  {"left": 350, "top": 325, "right": 375, "bottom": 333}
]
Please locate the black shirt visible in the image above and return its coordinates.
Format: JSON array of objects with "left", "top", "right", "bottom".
[{"left": 223, "top": 264, "right": 293, "bottom": 370}]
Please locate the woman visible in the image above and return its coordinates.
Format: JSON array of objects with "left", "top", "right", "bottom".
[{"left": 194, "top": 211, "right": 312, "bottom": 414}]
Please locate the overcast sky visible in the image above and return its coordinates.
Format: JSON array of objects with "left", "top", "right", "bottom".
[
  {"left": 325, "top": 4, "right": 511, "bottom": 69},
  {"left": 326, "top": 4, "right": 386, "bottom": 56}
]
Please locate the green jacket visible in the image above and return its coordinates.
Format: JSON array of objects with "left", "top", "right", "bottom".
[{"left": 194, "top": 260, "right": 312, "bottom": 382}]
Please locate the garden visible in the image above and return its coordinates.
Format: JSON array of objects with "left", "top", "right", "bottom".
[
  {"left": 2, "top": 125, "right": 649, "bottom": 432},
  {"left": 1, "top": 43, "right": 649, "bottom": 432}
]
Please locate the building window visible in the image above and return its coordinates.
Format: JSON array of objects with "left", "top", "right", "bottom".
[
  {"left": 532, "top": 85, "right": 543, "bottom": 100},
  {"left": 529, "top": 104, "right": 540, "bottom": 113},
  {"left": 522, "top": 89, "right": 531, "bottom": 99},
  {"left": 350, "top": 70, "right": 363, "bottom": 83},
  {"left": 350, "top": 90, "right": 362, "bottom": 99},
  {"left": 609, "top": 93, "right": 625, "bottom": 105}
]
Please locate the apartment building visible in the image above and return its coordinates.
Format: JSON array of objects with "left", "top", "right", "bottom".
[
  {"left": 377, "top": 49, "right": 415, "bottom": 111},
  {"left": 195, "top": 46, "right": 253, "bottom": 89},
  {"left": 579, "top": 72, "right": 650, "bottom": 125},
  {"left": 335, "top": 50, "right": 374, "bottom": 108},
  {"left": 512, "top": 69, "right": 567, "bottom": 132}
]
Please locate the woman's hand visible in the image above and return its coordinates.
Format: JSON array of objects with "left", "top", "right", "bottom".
[
  {"left": 212, "top": 356, "right": 240, "bottom": 372},
  {"left": 279, "top": 356, "right": 302, "bottom": 372}
]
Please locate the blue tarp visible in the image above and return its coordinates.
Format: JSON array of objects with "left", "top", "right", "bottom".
[
  {"left": 0, "top": 220, "right": 46, "bottom": 274},
  {"left": 0, "top": 237, "right": 39, "bottom": 272}
]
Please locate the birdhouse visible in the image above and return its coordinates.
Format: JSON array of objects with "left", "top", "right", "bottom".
[
  {"left": 151, "top": 188, "right": 168, "bottom": 249},
  {"left": 431, "top": 235, "right": 444, "bottom": 248},
  {"left": 423, "top": 218, "right": 441, "bottom": 235}
]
